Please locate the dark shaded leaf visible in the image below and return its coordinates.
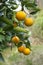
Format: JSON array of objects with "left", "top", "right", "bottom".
[{"left": 0, "top": 35, "right": 5, "bottom": 42}]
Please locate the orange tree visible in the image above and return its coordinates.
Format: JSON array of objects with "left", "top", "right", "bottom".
[{"left": 0, "top": 0, "right": 39, "bottom": 56}]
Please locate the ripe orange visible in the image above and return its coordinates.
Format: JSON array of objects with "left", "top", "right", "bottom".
[
  {"left": 23, "top": 48, "right": 31, "bottom": 55},
  {"left": 18, "top": 46, "right": 25, "bottom": 53},
  {"left": 16, "top": 11, "right": 26, "bottom": 20},
  {"left": 12, "top": 36, "right": 20, "bottom": 43},
  {"left": 24, "top": 18, "right": 33, "bottom": 26}
]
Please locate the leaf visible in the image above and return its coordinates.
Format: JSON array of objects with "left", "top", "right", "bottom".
[
  {"left": 17, "top": 41, "right": 23, "bottom": 47},
  {"left": 5, "top": 35, "right": 11, "bottom": 42},
  {"left": 12, "top": 12, "right": 19, "bottom": 22},
  {"left": 0, "top": 16, "right": 13, "bottom": 25},
  {"left": 23, "top": 31, "right": 31, "bottom": 40},
  {"left": 11, "top": 5, "right": 18, "bottom": 10},
  {"left": 9, "top": 1, "right": 17, "bottom": 5},
  {"left": 0, "top": 35, "right": 5, "bottom": 42},
  {"left": 24, "top": 40, "right": 31, "bottom": 49},
  {"left": 0, "top": 28, "right": 5, "bottom": 34},
  {"left": 14, "top": 26, "right": 29, "bottom": 33}
]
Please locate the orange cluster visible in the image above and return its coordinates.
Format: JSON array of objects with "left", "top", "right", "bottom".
[
  {"left": 16, "top": 11, "right": 34, "bottom": 26},
  {"left": 12, "top": 36, "right": 31, "bottom": 55},
  {"left": 18, "top": 46, "right": 31, "bottom": 55},
  {"left": 12, "top": 11, "right": 34, "bottom": 55}
]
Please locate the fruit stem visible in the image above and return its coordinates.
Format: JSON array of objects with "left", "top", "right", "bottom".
[{"left": 21, "top": 0, "right": 24, "bottom": 11}]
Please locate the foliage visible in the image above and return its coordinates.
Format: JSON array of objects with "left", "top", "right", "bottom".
[
  {"left": 0, "top": 0, "right": 39, "bottom": 56},
  {"left": 19, "top": 0, "right": 40, "bottom": 14}
]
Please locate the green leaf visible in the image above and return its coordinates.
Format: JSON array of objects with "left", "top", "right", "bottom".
[
  {"left": 11, "top": 5, "right": 18, "bottom": 10},
  {"left": 0, "top": 35, "right": 5, "bottom": 42},
  {"left": 0, "top": 28, "right": 5, "bottom": 35},
  {"left": 17, "top": 41, "right": 23, "bottom": 47},
  {"left": 14, "top": 26, "right": 29, "bottom": 33},
  {"left": 12, "top": 14, "right": 19, "bottom": 23},
  {"left": 24, "top": 40, "right": 31, "bottom": 49},
  {"left": 0, "top": 16, "right": 13, "bottom": 25},
  {"left": 5, "top": 35, "right": 11, "bottom": 42},
  {"left": 9, "top": 1, "right": 17, "bottom": 5},
  {"left": 23, "top": 31, "right": 31, "bottom": 39}
]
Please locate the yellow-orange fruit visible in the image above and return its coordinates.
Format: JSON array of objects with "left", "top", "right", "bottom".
[
  {"left": 12, "top": 36, "right": 20, "bottom": 43},
  {"left": 16, "top": 11, "right": 26, "bottom": 20},
  {"left": 24, "top": 18, "right": 33, "bottom": 26},
  {"left": 23, "top": 48, "right": 31, "bottom": 55},
  {"left": 18, "top": 46, "right": 25, "bottom": 53}
]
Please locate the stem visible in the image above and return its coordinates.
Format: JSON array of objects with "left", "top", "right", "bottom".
[
  {"left": 22, "top": 4, "right": 24, "bottom": 11},
  {"left": 4, "top": 7, "right": 7, "bottom": 17},
  {"left": 21, "top": 0, "right": 24, "bottom": 11}
]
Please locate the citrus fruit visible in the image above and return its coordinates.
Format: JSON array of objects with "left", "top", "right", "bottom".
[
  {"left": 16, "top": 11, "right": 26, "bottom": 20},
  {"left": 12, "top": 36, "right": 20, "bottom": 43},
  {"left": 18, "top": 46, "right": 25, "bottom": 53},
  {"left": 23, "top": 48, "right": 31, "bottom": 55},
  {"left": 24, "top": 18, "right": 33, "bottom": 26}
]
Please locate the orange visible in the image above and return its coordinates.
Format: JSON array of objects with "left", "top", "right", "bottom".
[
  {"left": 23, "top": 48, "right": 31, "bottom": 55},
  {"left": 24, "top": 18, "right": 33, "bottom": 26},
  {"left": 18, "top": 46, "right": 25, "bottom": 53},
  {"left": 16, "top": 11, "right": 26, "bottom": 20},
  {"left": 12, "top": 36, "right": 20, "bottom": 43}
]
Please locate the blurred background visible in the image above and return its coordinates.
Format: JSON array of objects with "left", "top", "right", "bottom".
[{"left": 0, "top": 0, "right": 43, "bottom": 65}]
